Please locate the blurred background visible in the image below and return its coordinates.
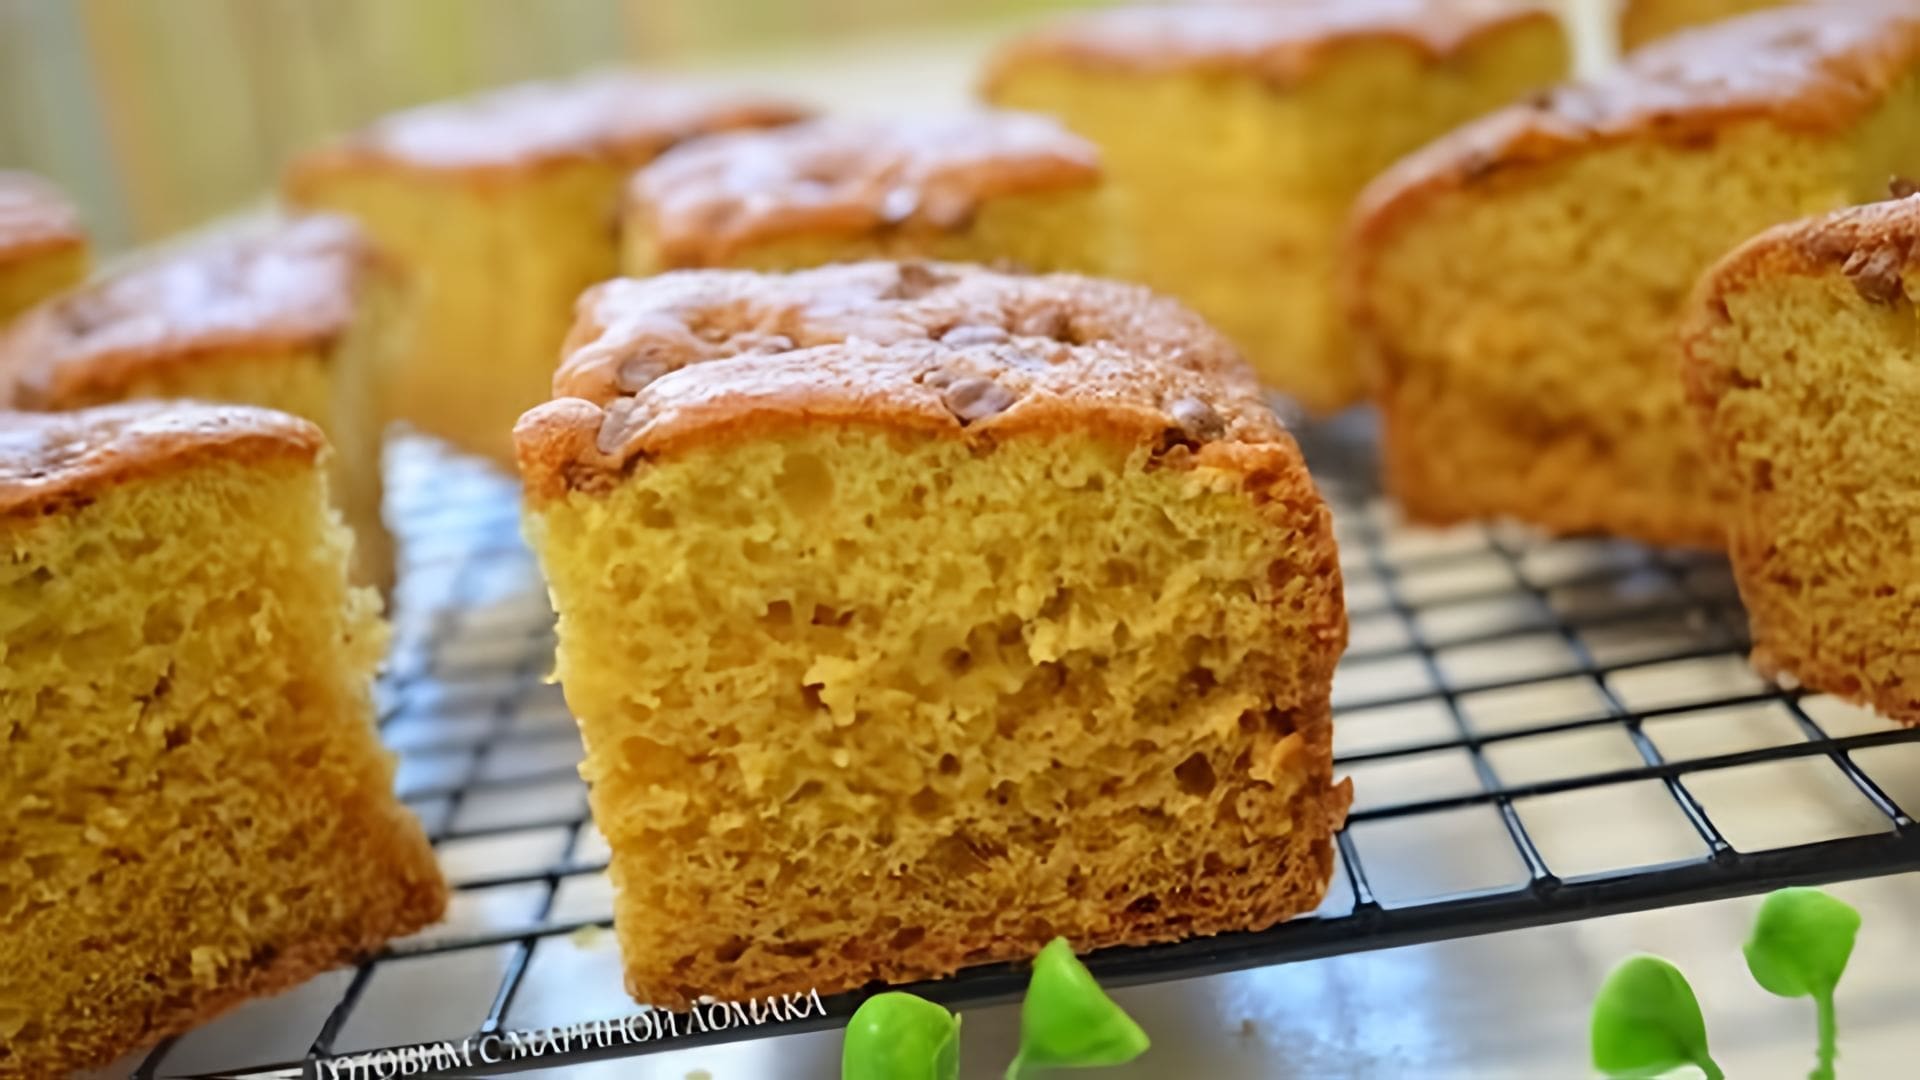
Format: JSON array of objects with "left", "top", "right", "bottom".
[{"left": 0, "top": 0, "right": 1103, "bottom": 252}]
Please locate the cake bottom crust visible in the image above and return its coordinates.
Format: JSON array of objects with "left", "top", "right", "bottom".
[
  {"left": 1747, "top": 642, "right": 1920, "bottom": 727},
  {"left": 619, "top": 770, "right": 1351, "bottom": 1010},
  {"left": 1740, "top": 585, "right": 1920, "bottom": 729}
]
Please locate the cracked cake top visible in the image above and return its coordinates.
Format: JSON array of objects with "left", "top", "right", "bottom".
[{"left": 516, "top": 261, "right": 1297, "bottom": 499}]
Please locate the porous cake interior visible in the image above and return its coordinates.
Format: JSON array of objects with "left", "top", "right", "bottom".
[
  {"left": 0, "top": 461, "right": 437, "bottom": 1073},
  {"left": 1690, "top": 268, "right": 1920, "bottom": 720},
  {"left": 291, "top": 163, "right": 622, "bottom": 465},
  {"left": 624, "top": 188, "right": 1119, "bottom": 277},
  {"left": 1361, "top": 78, "right": 1920, "bottom": 546},
  {"left": 529, "top": 425, "right": 1342, "bottom": 1007},
  {"left": 988, "top": 27, "right": 1563, "bottom": 411},
  {"left": 0, "top": 244, "right": 86, "bottom": 327}
]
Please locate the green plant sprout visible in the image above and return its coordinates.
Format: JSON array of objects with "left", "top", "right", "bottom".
[
  {"left": 843, "top": 992, "right": 962, "bottom": 1080},
  {"left": 1743, "top": 887, "right": 1861, "bottom": 1080},
  {"left": 1591, "top": 954, "right": 1725, "bottom": 1080},
  {"left": 1591, "top": 887, "right": 1864, "bottom": 1080},
  {"left": 840, "top": 938, "right": 1149, "bottom": 1080},
  {"left": 1006, "top": 938, "right": 1152, "bottom": 1078}
]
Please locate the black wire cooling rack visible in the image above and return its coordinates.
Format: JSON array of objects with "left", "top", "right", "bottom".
[{"left": 136, "top": 414, "right": 1920, "bottom": 1079}]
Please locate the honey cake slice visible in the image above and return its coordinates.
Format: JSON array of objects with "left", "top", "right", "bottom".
[
  {"left": 0, "top": 402, "right": 444, "bottom": 1077},
  {"left": 0, "top": 214, "right": 403, "bottom": 592},
  {"left": 624, "top": 110, "right": 1113, "bottom": 277},
  {"left": 983, "top": 0, "right": 1568, "bottom": 413},
  {"left": 1683, "top": 190, "right": 1920, "bottom": 723},
  {"left": 515, "top": 261, "right": 1350, "bottom": 1008},
  {"left": 1349, "top": 2, "right": 1920, "bottom": 548},
  {"left": 0, "top": 170, "right": 87, "bottom": 328},
  {"left": 285, "top": 72, "right": 809, "bottom": 466}
]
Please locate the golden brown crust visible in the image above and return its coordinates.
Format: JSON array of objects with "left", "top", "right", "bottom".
[
  {"left": 0, "top": 215, "right": 379, "bottom": 409},
  {"left": 628, "top": 111, "right": 1102, "bottom": 267},
  {"left": 284, "top": 72, "right": 811, "bottom": 188},
  {"left": 516, "top": 261, "right": 1294, "bottom": 501},
  {"left": 1686, "top": 190, "right": 1920, "bottom": 313},
  {"left": 1350, "top": 2, "right": 1920, "bottom": 255},
  {"left": 0, "top": 170, "right": 85, "bottom": 265},
  {"left": 0, "top": 401, "right": 324, "bottom": 518},
  {"left": 981, "top": 0, "right": 1560, "bottom": 91},
  {"left": 1681, "top": 191, "right": 1920, "bottom": 413}
]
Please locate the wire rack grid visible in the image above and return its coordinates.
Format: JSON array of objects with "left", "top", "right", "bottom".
[{"left": 135, "top": 416, "right": 1920, "bottom": 1079}]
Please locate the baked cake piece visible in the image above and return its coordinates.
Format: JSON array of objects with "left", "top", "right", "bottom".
[
  {"left": 624, "top": 110, "right": 1113, "bottom": 277},
  {"left": 982, "top": 0, "right": 1567, "bottom": 413},
  {"left": 516, "top": 261, "right": 1350, "bottom": 1008},
  {"left": 0, "top": 402, "right": 444, "bottom": 1077},
  {"left": 1682, "top": 191, "right": 1920, "bottom": 723},
  {"left": 1620, "top": 0, "right": 1791, "bottom": 48},
  {"left": 0, "top": 170, "right": 87, "bottom": 328},
  {"left": 1349, "top": 2, "right": 1920, "bottom": 548},
  {"left": 285, "top": 73, "right": 809, "bottom": 466},
  {"left": 0, "top": 215, "right": 402, "bottom": 592}
]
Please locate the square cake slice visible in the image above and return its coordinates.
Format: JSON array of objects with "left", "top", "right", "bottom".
[
  {"left": 1683, "top": 191, "right": 1920, "bottom": 723},
  {"left": 285, "top": 72, "right": 809, "bottom": 466},
  {"left": 0, "top": 170, "right": 87, "bottom": 329},
  {"left": 0, "top": 402, "right": 444, "bottom": 1076},
  {"left": 983, "top": 0, "right": 1567, "bottom": 413},
  {"left": 623, "top": 110, "right": 1114, "bottom": 277},
  {"left": 516, "top": 262, "right": 1349, "bottom": 1008},
  {"left": 0, "top": 214, "right": 403, "bottom": 592},
  {"left": 1348, "top": 2, "right": 1920, "bottom": 547}
]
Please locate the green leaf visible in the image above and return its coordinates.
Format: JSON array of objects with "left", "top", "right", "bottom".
[
  {"left": 1744, "top": 887, "right": 1861, "bottom": 1080},
  {"left": 1590, "top": 954, "right": 1724, "bottom": 1080},
  {"left": 1744, "top": 887, "right": 1861, "bottom": 1000},
  {"left": 1008, "top": 938, "right": 1150, "bottom": 1078},
  {"left": 842, "top": 992, "right": 961, "bottom": 1080}
]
